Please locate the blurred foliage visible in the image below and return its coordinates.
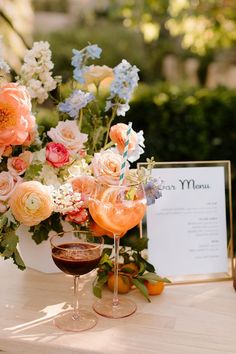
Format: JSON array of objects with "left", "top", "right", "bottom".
[
  {"left": 35, "top": 20, "right": 155, "bottom": 82},
  {"left": 32, "top": 0, "right": 68, "bottom": 12},
  {"left": 109, "top": 0, "right": 236, "bottom": 55}
]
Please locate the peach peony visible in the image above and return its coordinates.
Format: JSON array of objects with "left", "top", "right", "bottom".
[
  {"left": 7, "top": 151, "right": 33, "bottom": 176},
  {"left": 9, "top": 181, "right": 54, "bottom": 226},
  {"left": 109, "top": 123, "right": 137, "bottom": 154},
  {"left": 0, "top": 83, "right": 36, "bottom": 147}
]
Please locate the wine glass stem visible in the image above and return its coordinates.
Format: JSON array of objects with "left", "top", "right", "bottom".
[
  {"left": 72, "top": 275, "right": 80, "bottom": 320},
  {"left": 113, "top": 234, "right": 120, "bottom": 307}
]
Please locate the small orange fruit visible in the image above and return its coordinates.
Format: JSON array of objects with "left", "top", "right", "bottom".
[
  {"left": 120, "top": 262, "right": 139, "bottom": 276},
  {"left": 144, "top": 280, "right": 165, "bottom": 296},
  {"left": 107, "top": 273, "right": 131, "bottom": 294}
]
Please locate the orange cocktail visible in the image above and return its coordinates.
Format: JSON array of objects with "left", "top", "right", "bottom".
[
  {"left": 89, "top": 185, "right": 146, "bottom": 236},
  {"left": 88, "top": 179, "right": 147, "bottom": 319}
]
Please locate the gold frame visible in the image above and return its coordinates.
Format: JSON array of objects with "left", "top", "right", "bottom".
[{"left": 138, "top": 160, "right": 234, "bottom": 285}]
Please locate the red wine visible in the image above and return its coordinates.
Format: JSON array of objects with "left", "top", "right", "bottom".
[{"left": 52, "top": 242, "right": 101, "bottom": 276}]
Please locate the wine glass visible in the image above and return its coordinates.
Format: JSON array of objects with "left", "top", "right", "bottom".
[
  {"left": 50, "top": 230, "right": 104, "bottom": 331},
  {"left": 89, "top": 179, "right": 146, "bottom": 318}
]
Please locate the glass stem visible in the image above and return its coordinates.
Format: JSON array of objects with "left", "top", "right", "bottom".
[
  {"left": 113, "top": 234, "right": 120, "bottom": 307},
  {"left": 72, "top": 275, "right": 80, "bottom": 320}
]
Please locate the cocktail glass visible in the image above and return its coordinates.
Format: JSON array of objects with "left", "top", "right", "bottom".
[
  {"left": 89, "top": 179, "right": 146, "bottom": 318},
  {"left": 50, "top": 230, "right": 104, "bottom": 331}
]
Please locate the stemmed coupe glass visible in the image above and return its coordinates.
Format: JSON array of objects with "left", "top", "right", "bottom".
[
  {"left": 50, "top": 230, "right": 104, "bottom": 331},
  {"left": 89, "top": 179, "right": 146, "bottom": 318}
]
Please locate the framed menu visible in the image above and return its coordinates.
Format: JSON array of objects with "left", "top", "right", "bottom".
[{"left": 138, "top": 161, "right": 234, "bottom": 284}]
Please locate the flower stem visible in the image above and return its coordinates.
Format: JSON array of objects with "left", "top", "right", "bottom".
[
  {"left": 104, "top": 106, "right": 117, "bottom": 147},
  {"left": 79, "top": 109, "right": 83, "bottom": 130}
]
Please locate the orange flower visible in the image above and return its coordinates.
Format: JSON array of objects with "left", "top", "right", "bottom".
[
  {"left": 109, "top": 123, "right": 137, "bottom": 154},
  {"left": 9, "top": 181, "right": 53, "bottom": 226},
  {"left": 0, "top": 83, "right": 36, "bottom": 147}
]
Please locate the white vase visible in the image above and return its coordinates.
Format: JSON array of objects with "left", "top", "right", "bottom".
[{"left": 17, "top": 224, "right": 61, "bottom": 273}]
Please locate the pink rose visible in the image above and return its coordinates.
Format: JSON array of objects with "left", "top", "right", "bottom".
[
  {"left": 0, "top": 83, "right": 36, "bottom": 146},
  {"left": 9, "top": 181, "right": 53, "bottom": 226},
  {"left": 91, "top": 150, "right": 127, "bottom": 185},
  {"left": 47, "top": 120, "right": 88, "bottom": 155},
  {"left": 0, "top": 171, "right": 22, "bottom": 210},
  {"left": 7, "top": 151, "right": 33, "bottom": 176},
  {"left": 46, "top": 142, "right": 70, "bottom": 168},
  {"left": 65, "top": 209, "right": 89, "bottom": 224}
]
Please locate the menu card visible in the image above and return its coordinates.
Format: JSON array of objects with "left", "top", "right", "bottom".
[{"left": 147, "top": 165, "right": 228, "bottom": 277}]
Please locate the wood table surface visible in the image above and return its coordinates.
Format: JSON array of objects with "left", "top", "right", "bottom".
[{"left": 1, "top": 258, "right": 236, "bottom": 354}]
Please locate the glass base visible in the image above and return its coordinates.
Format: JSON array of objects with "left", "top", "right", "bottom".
[
  {"left": 54, "top": 310, "right": 97, "bottom": 332},
  {"left": 93, "top": 298, "right": 137, "bottom": 319}
]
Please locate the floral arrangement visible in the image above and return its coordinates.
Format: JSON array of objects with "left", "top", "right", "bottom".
[{"left": 0, "top": 38, "right": 166, "bottom": 298}]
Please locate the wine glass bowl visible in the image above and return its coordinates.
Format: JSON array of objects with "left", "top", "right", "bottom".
[
  {"left": 89, "top": 179, "right": 146, "bottom": 318},
  {"left": 89, "top": 181, "right": 146, "bottom": 236},
  {"left": 50, "top": 231, "right": 103, "bottom": 331}
]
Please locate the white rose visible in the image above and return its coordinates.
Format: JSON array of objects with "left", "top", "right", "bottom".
[{"left": 47, "top": 120, "right": 88, "bottom": 155}]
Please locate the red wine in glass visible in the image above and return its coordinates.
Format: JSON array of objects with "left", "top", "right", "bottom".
[
  {"left": 52, "top": 242, "right": 102, "bottom": 276},
  {"left": 50, "top": 231, "right": 103, "bottom": 332}
]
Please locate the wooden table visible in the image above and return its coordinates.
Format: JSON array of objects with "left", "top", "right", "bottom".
[{"left": 1, "top": 258, "right": 236, "bottom": 354}]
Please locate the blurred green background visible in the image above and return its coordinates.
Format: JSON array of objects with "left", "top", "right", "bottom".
[{"left": 1, "top": 0, "right": 236, "bottom": 227}]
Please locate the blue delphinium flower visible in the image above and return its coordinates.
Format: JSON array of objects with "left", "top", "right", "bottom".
[
  {"left": 71, "top": 45, "right": 102, "bottom": 83},
  {"left": 106, "top": 59, "right": 139, "bottom": 116},
  {"left": 144, "top": 178, "right": 163, "bottom": 206},
  {"left": 86, "top": 44, "right": 102, "bottom": 59},
  {"left": 58, "top": 90, "right": 94, "bottom": 118}
]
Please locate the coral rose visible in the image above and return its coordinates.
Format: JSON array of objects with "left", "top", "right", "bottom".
[
  {"left": 46, "top": 142, "right": 70, "bottom": 168},
  {"left": 47, "top": 120, "right": 88, "bottom": 155},
  {"left": 84, "top": 65, "right": 114, "bottom": 86},
  {"left": 0, "top": 83, "right": 36, "bottom": 146},
  {"left": 91, "top": 150, "right": 126, "bottom": 185},
  {"left": 109, "top": 123, "right": 137, "bottom": 154},
  {"left": 7, "top": 151, "right": 33, "bottom": 176},
  {"left": 65, "top": 209, "right": 89, "bottom": 224},
  {"left": 9, "top": 181, "right": 53, "bottom": 226}
]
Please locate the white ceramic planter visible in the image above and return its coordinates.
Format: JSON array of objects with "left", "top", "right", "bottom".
[{"left": 17, "top": 224, "right": 60, "bottom": 273}]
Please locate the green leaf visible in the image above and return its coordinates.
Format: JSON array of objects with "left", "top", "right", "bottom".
[
  {"left": 139, "top": 272, "right": 171, "bottom": 284},
  {"left": 24, "top": 163, "right": 42, "bottom": 181},
  {"left": 137, "top": 253, "right": 155, "bottom": 273},
  {"left": 50, "top": 213, "right": 63, "bottom": 233},
  {"left": 131, "top": 278, "right": 150, "bottom": 302},
  {"left": 99, "top": 252, "right": 113, "bottom": 267},
  {"left": 31, "top": 221, "right": 51, "bottom": 244},
  {"left": 122, "top": 234, "right": 148, "bottom": 252},
  {"left": 93, "top": 273, "right": 108, "bottom": 298},
  {"left": 12, "top": 249, "right": 26, "bottom": 270},
  {"left": 1, "top": 230, "right": 18, "bottom": 256}
]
